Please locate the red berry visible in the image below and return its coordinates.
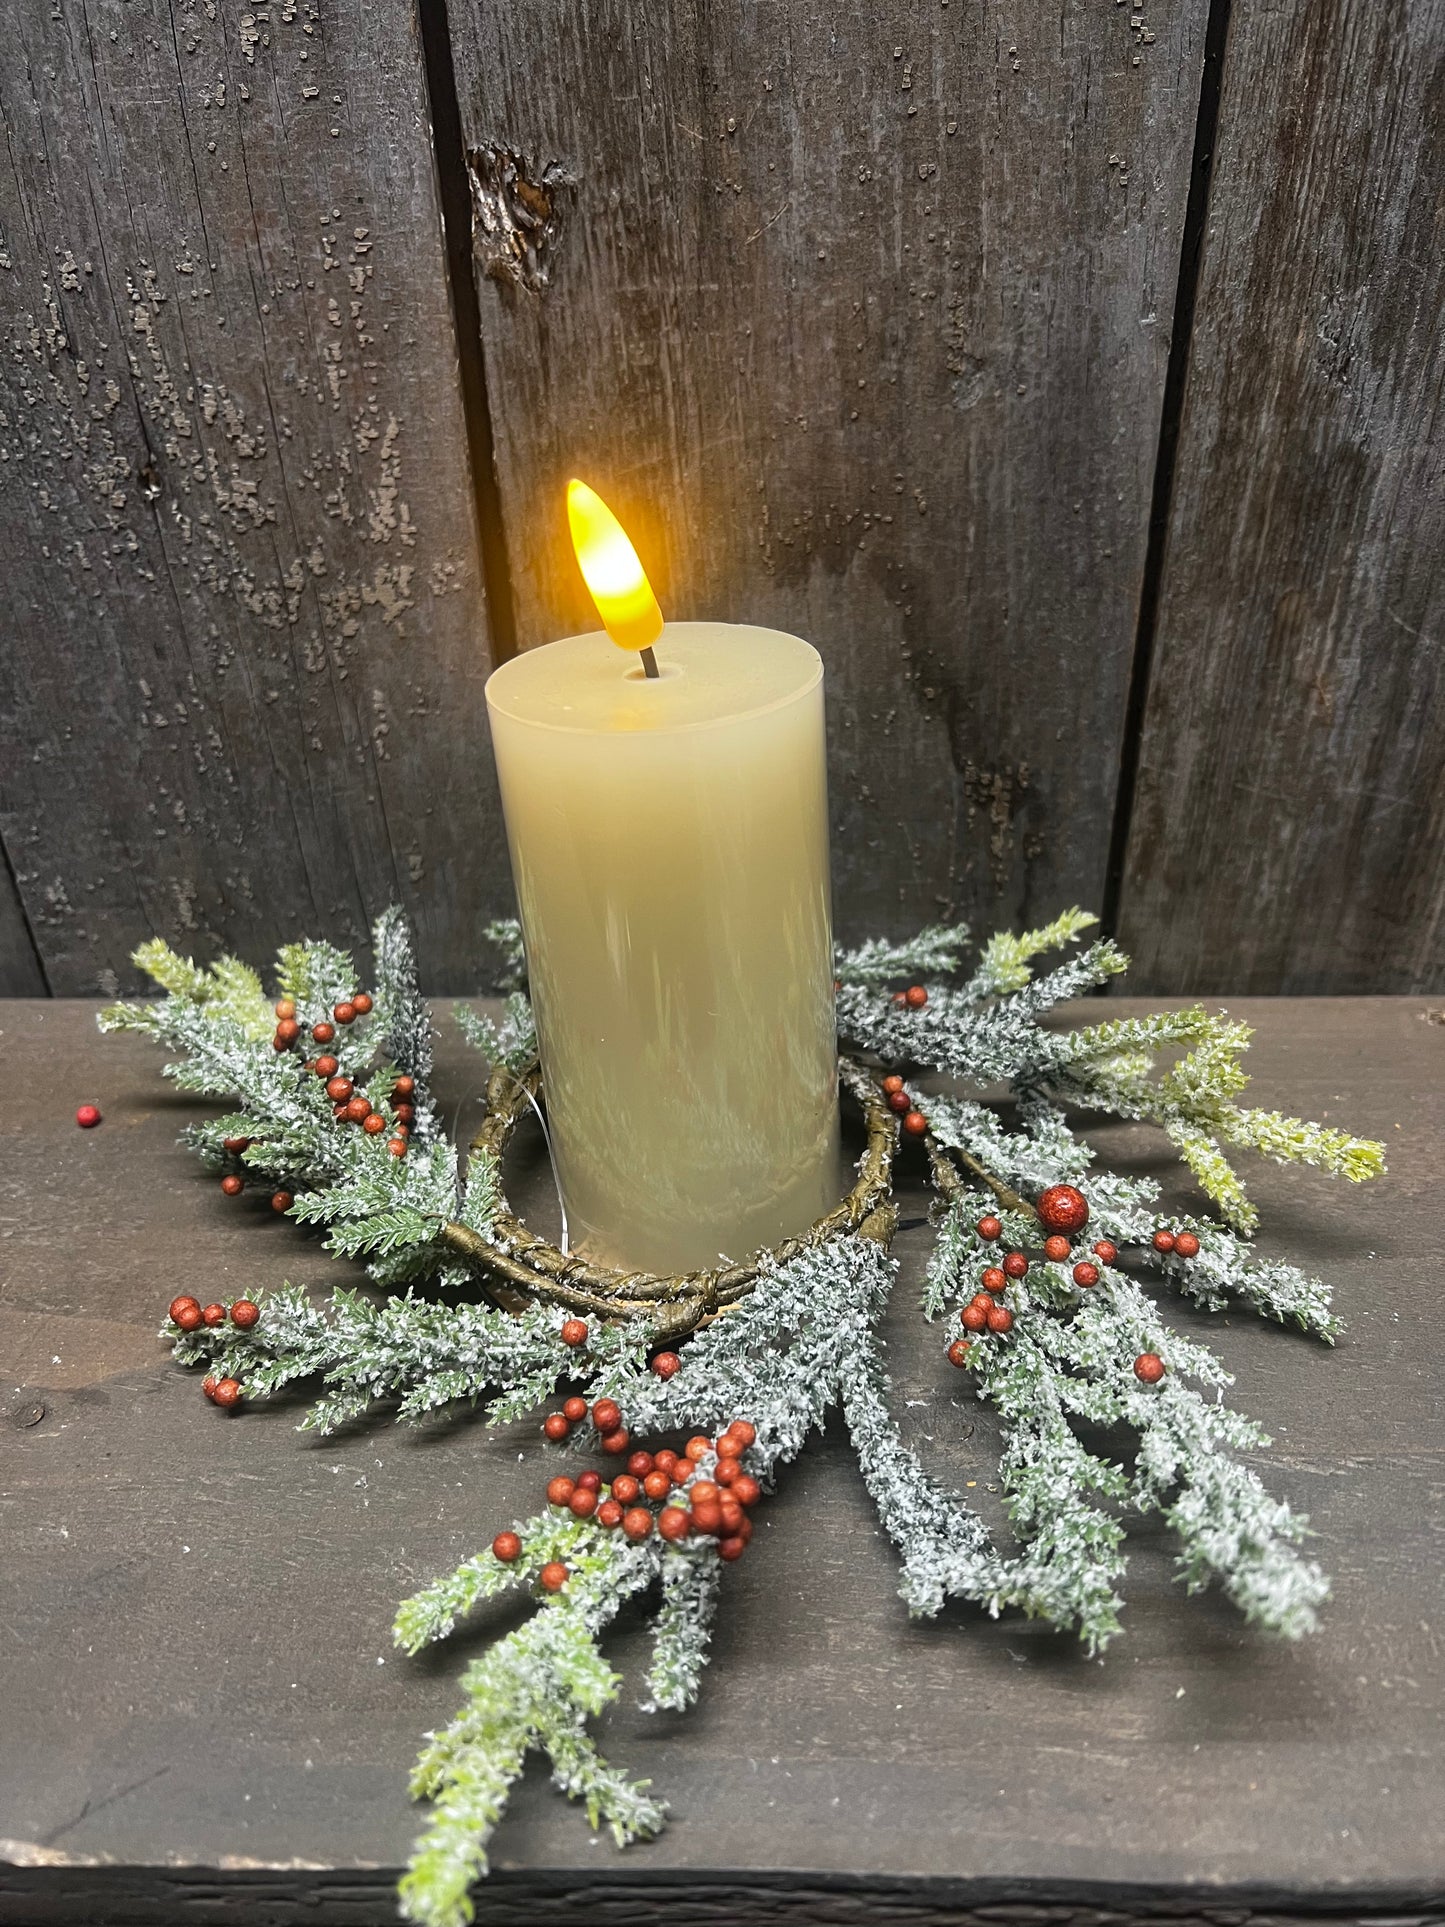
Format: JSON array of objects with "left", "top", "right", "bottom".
[
  {"left": 1043, "top": 1235, "right": 1072, "bottom": 1262},
  {"left": 169, "top": 1295, "right": 201, "bottom": 1324},
  {"left": 601, "top": 1428, "right": 630, "bottom": 1456},
  {"left": 610, "top": 1475, "right": 641, "bottom": 1504},
  {"left": 971, "top": 1291, "right": 995, "bottom": 1310},
  {"left": 392, "top": 1103, "right": 415, "bottom": 1123},
  {"left": 961, "top": 1303, "right": 988, "bottom": 1331},
  {"left": 202, "top": 1376, "right": 219, "bottom": 1402},
  {"left": 492, "top": 1531, "right": 522, "bottom": 1562},
  {"left": 1134, "top": 1352, "right": 1166, "bottom": 1384},
  {"left": 671, "top": 1462, "right": 691, "bottom": 1486},
  {"left": 314, "top": 1055, "right": 339, "bottom": 1078},
  {"left": 387, "top": 1139, "right": 408, "bottom": 1158},
  {"left": 627, "top": 1451, "right": 655, "bottom": 1478},
  {"left": 905, "top": 985, "right": 928, "bottom": 1009},
  {"left": 1092, "top": 1239, "right": 1118, "bottom": 1265},
  {"left": 658, "top": 1507, "right": 690, "bottom": 1542},
  {"left": 727, "top": 1421, "right": 757, "bottom": 1447},
  {"left": 539, "top": 1562, "right": 568, "bottom": 1593},
  {"left": 732, "top": 1474, "right": 762, "bottom": 1507},
  {"left": 689, "top": 1480, "right": 720, "bottom": 1506},
  {"left": 691, "top": 1500, "right": 723, "bottom": 1534},
  {"left": 684, "top": 1435, "right": 711, "bottom": 1462},
  {"left": 223, "top": 1135, "right": 251, "bottom": 1154},
  {"left": 715, "top": 1433, "right": 745, "bottom": 1460},
  {"left": 560, "top": 1318, "right": 588, "bottom": 1347},
  {"left": 1153, "top": 1229, "right": 1177, "bottom": 1253},
  {"left": 311, "top": 1021, "right": 334, "bottom": 1044},
  {"left": 654, "top": 1449, "right": 680, "bottom": 1476},
  {"left": 1003, "top": 1251, "right": 1029, "bottom": 1280},
  {"left": 892, "top": 991, "right": 908, "bottom": 1007},
  {"left": 274, "top": 999, "right": 296, "bottom": 1020},
  {"left": 985, "top": 1303, "right": 1014, "bottom": 1334},
  {"left": 881, "top": 1074, "right": 905, "bottom": 1095},
  {"left": 172, "top": 1302, "right": 204, "bottom": 1332},
  {"left": 75, "top": 1104, "right": 102, "bottom": 1129},
  {"left": 902, "top": 1110, "right": 928, "bottom": 1137},
  {"left": 543, "top": 1413, "right": 570, "bottom": 1441},
  {"left": 718, "top": 1536, "right": 746, "bottom": 1561},
  {"left": 591, "top": 1398, "right": 622, "bottom": 1434},
  {"left": 362, "top": 1112, "right": 386, "bottom": 1135},
  {"left": 546, "top": 1475, "right": 576, "bottom": 1507},
  {"left": 947, "top": 1338, "right": 972, "bottom": 1367},
  {"left": 718, "top": 1496, "right": 744, "bottom": 1533},
  {"left": 651, "top": 1351, "right": 682, "bottom": 1379},
  {"left": 569, "top": 1486, "right": 598, "bottom": 1519},
  {"left": 715, "top": 1458, "right": 741, "bottom": 1486},
  {"left": 1174, "top": 1232, "right": 1201, "bottom": 1259},
  {"left": 597, "top": 1499, "right": 624, "bottom": 1529},
  {"left": 230, "top": 1300, "right": 260, "bottom": 1330},
  {"left": 576, "top": 1469, "right": 602, "bottom": 1492},
  {"left": 326, "top": 1077, "right": 353, "bottom": 1102},
  {"left": 211, "top": 1378, "right": 242, "bottom": 1410},
  {"left": 271, "top": 1191, "right": 292, "bottom": 1212},
  {"left": 220, "top": 1174, "right": 245, "bottom": 1197},
  {"left": 622, "top": 1507, "right": 653, "bottom": 1542},
  {"left": 888, "top": 1090, "right": 912, "bottom": 1114},
  {"left": 976, "top": 1215, "right": 1002, "bottom": 1241},
  {"left": 981, "top": 1266, "right": 1006, "bottom": 1293},
  {"left": 201, "top": 1302, "right": 227, "bottom": 1327},
  {"left": 393, "top": 1075, "right": 416, "bottom": 1097},
  {"left": 563, "top": 1396, "right": 588, "bottom": 1421},
  {"left": 644, "top": 1470, "right": 672, "bottom": 1501},
  {"left": 344, "top": 1096, "right": 371, "bottom": 1123},
  {"left": 275, "top": 1018, "right": 300, "bottom": 1045},
  {"left": 333, "top": 1002, "right": 357, "bottom": 1025},
  {"left": 1036, "top": 1184, "right": 1090, "bottom": 1234},
  {"left": 351, "top": 992, "right": 373, "bottom": 1015},
  {"left": 1072, "top": 1261, "right": 1100, "bottom": 1288}
]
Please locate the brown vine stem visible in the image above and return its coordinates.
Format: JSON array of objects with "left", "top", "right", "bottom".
[{"left": 926, "top": 1137, "right": 1038, "bottom": 1221}]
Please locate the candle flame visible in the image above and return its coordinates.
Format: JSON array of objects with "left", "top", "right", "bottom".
[{"left": 566, "top": 479, "right": 664, "bottom": 653}]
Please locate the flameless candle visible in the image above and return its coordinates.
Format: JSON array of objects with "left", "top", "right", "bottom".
[{"left": 484, "top": 487, "right": 838, "bottom": 1276}]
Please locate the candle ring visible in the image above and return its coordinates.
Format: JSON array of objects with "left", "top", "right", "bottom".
[{"left": 438, "top": 1056, "right": 898, "bottom": 1340}]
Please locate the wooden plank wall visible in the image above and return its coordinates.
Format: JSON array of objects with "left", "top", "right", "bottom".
[{"left": 0, "top": 0, "right": 1439, "bottom": 996}]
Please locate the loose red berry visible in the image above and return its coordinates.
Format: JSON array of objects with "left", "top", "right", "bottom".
[
  {"left": 169, "top": 1295, "right": 201, "bottom": 1324},
  {"left": 271, "top": 1191, "right": 292, "bottom": 1212},
  {"left": 563, "top": 1396, "right": 587, "bottom": 1422},
  {"left": 716, "top": 1433, "right": 745, "bottom": 1461},
  {"left": 981, "top": 1266, "right": 1006, "bottom": 1293},
  {"left": 902, "top": 1110, "right": 928, "bottom": 1137},
  {"left": 201, "top": 1303, "right": 226, "bottom": 1327},
  {"left": 1036, "top": 1184, "right": 1090, "bottom": 1234},
  {"left": 576, "top": 1469, "right": 602, "bottom": 1492},
  {"left": 363, "top": 1112, "right": 386, "bottom": 1135},
  {"left": 1043, "top": 1235, "right": 1072, "bottom": 1262},
  {"left": 732, "top": 1474, "right": 762, "bottom": 1507},
  {"left": 651, "top": 1351, "right": 682, "bottom": 1379},
  {"left": 627, "top": 1451, "right": 654, "bottom": 1478},
  {"left": 344, "top": 1096, "right": 371, "bottom": 1123},
  {"left": 560, "top": 1318, "right": 588, "bottom": 1347},
  {"left": 888, "top": 1090, "right": 912, "bottom": 1114},
  {"left": 905, "top": 985, "right": 928, "bottom": 1009},
  {"left": 718, "top": 1536, "right": 746, "bottom": 1561},
  {"left": 274, "top": 999, "right": 296, "bottom": 1020},
  {"left": 601, "top": 1427, "right": 630, "bottom": 1455},
  {"left": 881, "top": 1074, "right": 905, "bottom": 1095},
  {"left": 961, "top": 1303, "right": 988, "bottom": 1332},
  {"left": 387, "top": 1138, "right": 408, "bottom": 1158},
  {"left": 947, "top": 1338, "right": 972, "bottom": 1367},
  {"left": 546, "top": 1475, "right": 576, "bottom": 1507},
  {"left": 326, "top": 1077, "right": 353, "bottom": 1102},
  {"left": 1092, "top": 1239, "right": 1118, "bottom": 1265},
  {"left": 223, "top": 1135, "right": 251, "bottom": 1154},
  {"left": 1072, "top": 1261, "right": 1100, "bottom": 1288},
  {"left": 333, "top": 1002, "right": 357, "bottom": 1025},
  {"left": 1153, "top": 1229, "right": 1177, "bottom": 1253},
  {"left": 976, "top": 1215, "right": 1002, "bottom": 1241},
  {"left": 393, "top": 1075, "right": 416, "bottom": 1097},
  {"left": 275, "top": 1018, "right": 300, "bottom": 1045},
  {"left": 220, "top": 1174, "right": 245, "bottom": 1197},
  {"left": 727, "top": 1421, "right": 756, "bottom": 1447},
  {"left": 654, "top": 1449, "right": 680, "bottom": 1476},
  {"left": 691, "top": 1499, "right": 723, "bottom": 1534},
  {"left": 543, "top": 1413, "right": 570, "bottom": 1441},
  {"left": 211, "top": 1378, "right": 242, "bottom": 1410},
  {"left": 202, "top": 1375, "right": 219, "bottom": 1402},
  {"left": 1174, "top": 1232, "right": 1201, "bottom": 1259},
  {"left": 622, "top": 1507, "right": 653, "bottom": 1542},
  {"left": 75, "top": 1104, "right": 102, "bottom": 1129},
  {"left": 539, "top": 1562, "right": 568, "bottom": 1593},
  {"left": 658, "top": 1507, "right": 690, "bottom": 1542},
  {"left": 610, "top": 1475, "right": 641, "bottom": 1504},
  {"left": 684, "top": 1435, "right": 711, "bottom": 1462},
  {"left": 314, "top": 1056, "right": 339, "bottom": 1078},
  {"left": 569, "top": 1486, "right": 598, "bottom": 1519},
  {"left": 351, "top": 993, "right": 373, "bottom": 1015},
  {"left": 311, "top": 1021, "right": 335, "bottom": 1044},
  {"left": 597, "top": 1499, "right": 624, "bottom": 1528},
  {"left": 1003, "top": 1251, "right": 1029, "bottom": 1279},
  {"left": 492, "top": 1531, "right": 522, "bottom": 1562},
  {"left": 230, "top": 1300, "right": 260, "bottom": 1330},
  {"left": 591, "top": 1398, "right": 622, "bottom": 1434},
  {"left": 1134, "top": 1352, "right": 1166, "bottom": 1384},
  {"left": 986, "top": 1303, "right": 1014, "bottom": 1334}
]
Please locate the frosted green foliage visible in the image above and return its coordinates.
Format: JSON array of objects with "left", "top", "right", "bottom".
[
  {"left": 644, "top": 1553, "right": 723, "bottom": 1712},
  {"left": 482, "top": 917, "right": 528, "bottom": 992},
  {"left": 373, "top": 907, "right": 438, "bottom": 1132},
  {"left": 962, "top": 906, "right": 1100, "bottom": 998},
  {"left": 835, "top": 922, "right": 971, "bottom": 987},
  {"left": 456, "top": 993, "right": 536, "bottom": 1075}
]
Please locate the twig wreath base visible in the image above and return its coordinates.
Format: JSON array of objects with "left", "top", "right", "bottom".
[
  {"left": 100, "top": 905, "right": 1387, "bottom": 1927},
  {"left": 439, "top": 1056, "right": 898, "bottom": 1338}
]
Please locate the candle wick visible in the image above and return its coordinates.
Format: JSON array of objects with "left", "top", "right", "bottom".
[{"left": 639, "top": 645, "right": 660, "bottom": 679}]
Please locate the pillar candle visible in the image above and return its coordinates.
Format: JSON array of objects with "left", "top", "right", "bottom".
[{"left": 485, "top": 621, "right": 838, "bottom": 1276}]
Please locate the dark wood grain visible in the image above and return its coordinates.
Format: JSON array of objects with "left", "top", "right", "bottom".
[
  {"left": 1116, "top": 0, "right": 1445, "bottom": 993},
  {"left": 2, "top": 998, "right": 1442, "bottom": 1919},
  {"left": 0, "top": 0, "right": 511, "bottom": 998},
  {"left": 446, "top": 0, "right": 1209, "bottom": 944},
  {"left": 0, "top": 860, "right": 46, "bottom": 997}
]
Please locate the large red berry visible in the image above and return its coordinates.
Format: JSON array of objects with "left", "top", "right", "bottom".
[
  {"left": 591, "top": 1398, "right": 622, "bottom": 1434},
  {"left": 691, "top": 1499, "right": 723, "bottom": 1534},
  {"left": 362, "top": 1112, "right": 386, "bottom": 1135},
  {"left": 644, "top": 1471, "right": 672, "bottom": 1502},
  {"left": 1036, "top": 1184, "right": 1089, "bottom": 1235},
  {"left": 1134, "top": 1352, "right": 1166, "bottom": 1384},
  {"left": 1174, "top": 1232, "right": 1201, "bottom": 1259},
  {"left": 718, "top": 1536, "right": 746, "bottom": 1561},
  {"left": 492, "top": 1531, "right": 522, "bottom": 1563},
  {"left": 344, "top": 1096, "right": 371, "bottom": 1123},
  {"left": 575, "top": 1470, "right": 602, "bottom": 1493},
  {"left": 169, "top": 1295, "right": 201, "bottom": 1324},
  {"left": 172, "top": 1301, "right": 203, "bottom": 1330},
  {"left": 732, "top": 1474, "right": 762, "bottom": 1507},
  {"left": 976, "top": 1214, "right": 1002, "bottom": 1242},
  {"left": 387, "top": 1139, "right": 408, "bottom": 1158},
  {"left": 222, "top": 1135, "right": 251, "bottom": 1154},
  {"left": 684, "top": 1435, "right": 711, "bottom": 1462},
  {"left": 715, "top": 1433, "right": 745, "bottom": 1461},
  {"left": 75, "top": 1104, "right": 102, "bottom": 1129},
  {"left": 654, "top": 1449, "right": 680, "bottom": 1476},
  {"left": 627, "top": 1451, "right": 655, "bottom": 1478}
]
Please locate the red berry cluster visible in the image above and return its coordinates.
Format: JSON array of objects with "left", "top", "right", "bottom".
[
  {"left": 878, "top": 1074, "right": 929, "bottom": 1140},
  {"left": 168, "top": 1296, "right": 259, "bottom": 1411},
  {"left": 271, "top": 990, "right": 374, "bottom": 1057},
  {"left": 502, "top": 1412, "right": 763, "bottom": 1591},
  {"left": 1152, "top": 1228, "right": 1200, "bottom": 1259}
]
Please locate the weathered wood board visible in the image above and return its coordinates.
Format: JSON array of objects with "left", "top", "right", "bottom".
[
  {"left": 447, "top": 0, "right": 1209, "bottom": 946},
  {"left": 1116, "top": 0, "right": 1445, "bottom": 994},
  {"left": 1, "top": 997, "right": 1442, "bottom": 1925},
  {"left": 0, "top": 0, "right": 510, "bottom": 997}
]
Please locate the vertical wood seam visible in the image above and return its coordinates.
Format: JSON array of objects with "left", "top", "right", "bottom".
[
  {"left": 1100, "top": 0, "right": 1236, "bottom": 945},
  {"left": 0, "top": 831, "right": 51, "bottom": 995},
  {"left": 415, "top": 0, "right": 520, "bottom": 667}
]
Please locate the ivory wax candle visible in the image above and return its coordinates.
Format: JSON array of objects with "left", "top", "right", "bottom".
[{"left": 484, "top": 621, "right": 838, "bottom": 1275}]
